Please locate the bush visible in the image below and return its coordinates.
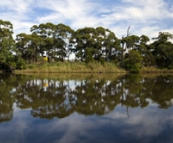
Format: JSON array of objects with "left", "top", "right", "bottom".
[
  {"left": 16, "top": 58, "right": 26, "bottom": 69},
  {"left": 99, "top": 57, "right": 105, "bottom": 65},
  {"left": 124, "top": 50, "right": 143, "bottom": 73}
]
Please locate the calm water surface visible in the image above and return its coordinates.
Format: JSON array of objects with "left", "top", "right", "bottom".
[{"left": 0, "top": 74, "right": 173, "bottom": 143}]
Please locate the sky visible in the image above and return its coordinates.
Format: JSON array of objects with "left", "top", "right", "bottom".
[{"left": 1, "top": 0, "right": 173, "bottom": 40}]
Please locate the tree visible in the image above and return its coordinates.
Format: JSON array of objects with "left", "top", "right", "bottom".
[
  {"left": 124, "top": 50, "right": 143, "bottom": 73},
  {"left": 30, "top": 23, "right": 56, "bottom": 62},
  {"left": 102, "top": 29, "right": 121, "bottom": 62},
  {"left": 120, "top": 27, "right": 140, "bottom": 66},
  {"left": 55, "top": 23, "right": 74, "bottom": 61},
  {"left": 72, "top": 27, "right": 121, "bottom": 63},
  {"left": 16, "top": 33, "right": 45, "bottom": 63},
  {"left": 135, "top": 35, "right": 155, "bottom": 66},
  {"left": 140, "top": 35, "right": 150, "bottom": 44},
  {"left": 30, "top": 23, "right": 74, "bottom": 62},
  {"left": 122, "top": 35, "right": 140, "bottom": 50},
  {"left": 0, "top": 19, "right": 17, "bottom": 72},
  {"left": 151, "top": 32, "right": 173, "bottom": 68},
  {"left": 72, "top": 27, "right": 96, "bottom": 62}
]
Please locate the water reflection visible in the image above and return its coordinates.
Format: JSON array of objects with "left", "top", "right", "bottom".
[
  {"left": 0, "top": 74, "right": 173, "bottom": 121},
  {"left": 1, "top": 74, "right": 173, "bottom": 143},
  {"left": 14, "top": 75, "right": 146, "bottom": 118}
]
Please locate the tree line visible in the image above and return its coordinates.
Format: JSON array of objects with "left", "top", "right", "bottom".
[{"left": 0, "top": 19, "right": 173, "bottom": 72}]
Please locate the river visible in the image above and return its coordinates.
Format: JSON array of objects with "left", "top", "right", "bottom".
[{"left": 0, "top": 73, "right": 173, "bottom": 143}]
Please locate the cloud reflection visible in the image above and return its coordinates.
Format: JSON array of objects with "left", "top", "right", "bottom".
[
  {"left": 1, "top": 104, "right": 173, "bottom": 143},
  {"left": 1, "top": 74, "right": 173, "bottom": 142}
]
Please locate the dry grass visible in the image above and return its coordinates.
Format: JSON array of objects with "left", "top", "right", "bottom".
[
  {"left": 15, "top": 61, "right": 126, "bottom": 74},
  {"left": 140, "top": 66, "right": 173, "bottom": 74}
]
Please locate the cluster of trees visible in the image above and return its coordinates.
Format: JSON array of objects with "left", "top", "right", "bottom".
[
  {"left": 1, "top": 19, "right": 173, "bottom": 72},
  {"left": 0, "top": 20, "right": 25, "bottom": 72}
]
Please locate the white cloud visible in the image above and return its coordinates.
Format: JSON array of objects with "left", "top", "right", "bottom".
[{"left": 0, "top": 0, "right": 173, "bottom": 39}]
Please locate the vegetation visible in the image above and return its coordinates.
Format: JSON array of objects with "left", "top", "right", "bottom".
[
  {"left": 15, "top": 61, "right": 125, "bottom": 73},
  {"left": 1, "top": 19, "right": 173, "bottom": 73}
]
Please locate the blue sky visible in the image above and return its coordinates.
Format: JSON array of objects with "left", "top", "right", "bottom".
[{"left": 0, "top": 0, "right": 173, "bottom": 39}]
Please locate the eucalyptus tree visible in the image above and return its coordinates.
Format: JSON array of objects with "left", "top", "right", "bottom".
[
  {"left": 72, "top": 27, "right": 121, "bottom": 63},
  {"left": 16, "top": 33, "right": 32, "bottom": 63},
  {"left": 151, "top": 32, "right": 173, "bottom": 68},
  {"left": 102, "top": 29, "right": 121, "bottom": 62},
  {"left": 16, "top": 33, "right": 27, "bottom": 57},
  {"left": 152, "top": 32, "right": 173, "bottom": 43},
  {"left": 72, "top": 27, "right": 96, "bottom": 62},
  {"left": 120, "top": 27, "right": 141, "bottom": 67},
  {"left": 94, "top": 27, "right": 106, "bottom": 60},
  {"left": 30, "top": 22, "right": 56, "bottom": 61},
  {"left": 135, "top": 34, "right": 150, "bottom": 53},
  {"left": 134, "top": 35, "right": 155, "bottom": 66},
  {"left": 95, "top": 27, "right": 121, "bottom": 62},
  {"left": 0, "top": 19, "right": 17, "bottom": 71},
  {"left": 30, "top": 33, "right": 46, "bottom": 62},
  {"left": 55, "top": 23, "right": 74, "bottom": 61},
  {"left": 30, "top": 23, "right": 74, "bottom": 61},
  {"left": 16, "top": 33, "right": 45, "bottom": 63},
  {"left": 122, "top": 35, "right": 140, "bottom": 50}
]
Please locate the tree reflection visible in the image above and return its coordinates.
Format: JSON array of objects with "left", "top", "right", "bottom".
[
  {"left": 0, "top": 74, "right": 21, "bottom": 122},
  {"left": 1, "top": 73, "right": 173, "bottom": 121},
  {"left": 120, "top": 74, "right": 149, "bottom": 108},
  {"left": 71, "top": 79, "right": 121, "bottom": 115},
  {"left": 143, "top": 75, "right": 173, "bottom": 108}
]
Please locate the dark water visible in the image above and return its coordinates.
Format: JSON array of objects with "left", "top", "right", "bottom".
[{"left": 0, "top": 73, "right": 173, "bottom": 143}]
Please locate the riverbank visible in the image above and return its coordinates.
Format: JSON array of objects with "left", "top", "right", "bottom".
[
  {"left": 140, "top": 66, "right": 173, "bottom": 74},
  {"left": 13, "top": 62, "right": 173, "bottom": 74},
  {"left": 15, "top": 62, "right": 126, "bottom": 74}
]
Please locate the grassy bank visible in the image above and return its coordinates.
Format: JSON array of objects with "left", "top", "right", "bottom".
[
  {"left": 140, "top": 66, "right": 173, "bottom": 74},
  {"left": 15, "top": 61, "right": 126, "bottom": 74},
  {"left": 14, "top": 62, "right": 173, "bottom": 74}
]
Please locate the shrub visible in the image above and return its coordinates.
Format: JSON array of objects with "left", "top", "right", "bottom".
[{"left": 124, "top": 50, "right": 143, "bottom": 73}]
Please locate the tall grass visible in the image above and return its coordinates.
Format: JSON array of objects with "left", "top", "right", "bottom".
[
  {"left": 140, "top": 66, "right": 173, "bottom": 74},
  {"left": 15, "top": 61, "right": 126, "bottom": 74}
]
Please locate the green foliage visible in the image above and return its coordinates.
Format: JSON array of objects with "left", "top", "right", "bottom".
[
  {"left": 15, "top": 57, "right": 26, "bottom": 69},
  {"left": 29, "top": 22, "right": 74, "bottom": 62},
  {"left": 140, "top": 35, "right": 150, "bottom": 44},
  {"left": 85, "top": 48, "right": 95, "bottom": 63},
  {"left": 124, "top": 50, "right": 143, "bottom": 73},
  {"left": 1, "top": 19, "right": 173, "bottom": 73},
  {"left": 151, "top": 32, "right": 173, "bottom": 69},
  {"left": 98, "top": 57, "right": 105, "bottom": 65},
  {"left": 72, "top": 27, "right": 121, "bottom": 63},
  {"left": 0, "top": 19, "right": 18, "bottom": 72}
]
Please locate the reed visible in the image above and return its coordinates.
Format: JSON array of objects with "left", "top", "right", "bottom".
[
  {"left": 140, "top": 66, "right": 173, "bottom": 74},
  {"left": 15, "top": 61, "right": 126, "bottom": 74}
]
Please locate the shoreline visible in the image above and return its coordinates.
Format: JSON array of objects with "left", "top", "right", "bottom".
[
  {"left": 2, "top": 61, "right": 173, "bottom": 74},
  {"left": 14, "top": 62, "right": 127, "bottom": 74}
]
